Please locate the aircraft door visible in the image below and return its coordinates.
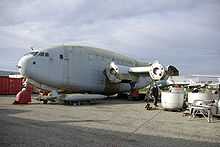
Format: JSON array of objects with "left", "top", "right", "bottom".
[{"left": 63, "top": 49, "right": 70, "bottom": 86}]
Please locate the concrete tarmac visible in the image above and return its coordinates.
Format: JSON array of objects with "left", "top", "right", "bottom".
[{"left": 0, "top": 95, "right": 220, "bottom": 147}]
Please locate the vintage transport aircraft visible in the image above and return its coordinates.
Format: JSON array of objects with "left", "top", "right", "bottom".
[{"left": 17, "top": 45, "right": 178, "bottom": 102}]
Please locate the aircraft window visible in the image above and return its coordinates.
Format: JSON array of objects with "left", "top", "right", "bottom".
[
  {"left": 33, "top": 52, "right": 39, "bottom": 56},
  {"left": 26, "top": 51, "right": 39, "bottom": 56},
  {"left": 60, "top": 54, "right": 63, "bottom": 59},
  {"left": 45, "top": 52, "right": 49, "bottom": 57},
  {"left": 39, "top": 52, "right": 44, "bottom": 56}
]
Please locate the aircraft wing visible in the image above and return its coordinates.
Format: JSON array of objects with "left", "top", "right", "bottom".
[
  {"left": 104, "top": 61, "right": 179, "bottom": 84},
  {"left": 192, "top": 74, "right": 220, "bottom": 84},
  {"left": 192, "top": 75, "right": 220, "bottom": 78}
]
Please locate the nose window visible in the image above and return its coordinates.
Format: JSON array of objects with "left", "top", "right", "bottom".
[{"left": 33, "top": 61, "right": 36, "bottom": 64}]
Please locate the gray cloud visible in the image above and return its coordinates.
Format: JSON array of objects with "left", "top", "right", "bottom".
[{"left": 0, "top": 0, "right": 219, "bottom": 74}]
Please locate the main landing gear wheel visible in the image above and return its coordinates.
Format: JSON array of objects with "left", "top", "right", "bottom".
[{"left": 43, "top": 100, "right": 48, "bottom": 104}]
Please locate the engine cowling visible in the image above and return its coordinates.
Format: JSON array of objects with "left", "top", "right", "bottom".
[
  {"left": 105, "top": 62, "right": 121, "bottom": 83},
  {"left": 149, "top": 62, "right": 165, "bottom": 80},
  {"left": 105, "top": 61, "right": 166, "bottom": 83},
  {"left": 129, "top": 62, "right": 165, "bottom": 81}
]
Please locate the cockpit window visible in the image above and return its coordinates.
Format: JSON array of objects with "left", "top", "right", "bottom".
[
  {"left": 39, "top": 52, "right": 44, "bottom": 56},
  {"left": 45, "top": 52, "right": 49, "bottom": 57},
  {"left": 25, "top": 51, "right": 49, "bottom": 57},
  {"left": 38, "top": 52, "right": 49, "bottom": 57},
  {"left": 27, "top": 51, "right": 39, "bottom": 56}
]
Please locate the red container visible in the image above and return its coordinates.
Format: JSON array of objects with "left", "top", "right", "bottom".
[
  {"left": 0, "top": 77, "right": 9, "bottom": 94},
  {"left": 8, "top": 78, "right": 22, "bottom": 94},
  {"left": 0, "top": 76, "right": 23, "bottom": 95}
]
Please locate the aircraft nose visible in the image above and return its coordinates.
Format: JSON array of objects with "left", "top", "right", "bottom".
[{"left": 17, "top": 55, "right": 32, "bottom": 76}]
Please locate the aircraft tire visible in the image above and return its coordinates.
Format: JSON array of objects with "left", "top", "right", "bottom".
[{"left": 43, "top": 100, "right": 48, "bottom": 104}]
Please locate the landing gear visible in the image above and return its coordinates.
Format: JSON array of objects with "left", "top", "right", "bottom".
[
  {"left": 43, "top": 100, "right": 48, "bottom": 104},
  {"left": 117, "top": 93, "right": 128, "bottom": 99},
  {"left": 39, "top": 89, "right": 59, "bottom": 104}
]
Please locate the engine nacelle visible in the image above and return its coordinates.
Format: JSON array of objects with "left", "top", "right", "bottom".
[
  {"left": 105, "top": 62, "right": 135, "bottom": 83},
  {"left": 105, "top": 62, "right": 121, "bottom": 83},
  {"left": 105, "top": 61, "right": 166, "bottom": 83},
  {"left": 129, "top": 62, "right": 165, "bottom": 80},
  {"left": 149, "top": 62, "right": 165, "bottom": 80}
]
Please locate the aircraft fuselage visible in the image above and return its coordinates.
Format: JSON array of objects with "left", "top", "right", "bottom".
[{"left": 18, "top": 45, "right": 154, "bottom": 95}]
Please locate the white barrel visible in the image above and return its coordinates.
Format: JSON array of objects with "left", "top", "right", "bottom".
[
  {"left": 218, "top": 100, "right": 220, "bottom": 114},
  {"left": 188, "top": 92, "right": 212, "bottom": 104},
  {"left": 161, "top": 88, "right": 184, "bottom": 110}
]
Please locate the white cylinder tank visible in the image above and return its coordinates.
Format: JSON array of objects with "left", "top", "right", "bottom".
[
  {"left": 218, "top": 100, "right": 220, "bottom": 114},
  {"left": 188, "top": 92, "right": 212, "bottom": 104},
  {"left": 161, "top": 88, "right": 184, "bottom": 110}
]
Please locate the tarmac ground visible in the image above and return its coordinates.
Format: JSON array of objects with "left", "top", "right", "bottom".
[{"left": 0, "top": 95, "right": 220, "bottom": 147}]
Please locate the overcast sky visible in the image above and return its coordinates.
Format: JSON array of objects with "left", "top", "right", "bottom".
[{"left": 0, "top": 0, "right": 219, "bottom": 75}]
